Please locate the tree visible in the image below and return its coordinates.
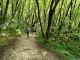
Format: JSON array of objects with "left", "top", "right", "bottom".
[
  {"left": 0, "top": 0, "right": 3, "bottom": 32},
  {"left": 46, "top": 0, "right": 60, "bottom": 39},
  {"left": 35, "top": 0, "right": 45, "bottom": 37},
  {"left": 3, "top": 0, "right": 10, "bottom": 24}
]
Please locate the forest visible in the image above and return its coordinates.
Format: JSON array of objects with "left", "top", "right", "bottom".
[{"left": 0, "top": 0, "right": 80, "bottom": 60}]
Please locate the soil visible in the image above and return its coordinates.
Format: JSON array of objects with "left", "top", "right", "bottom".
[{"left": 0, "top": 33, "right": 63, "bottom": 60}]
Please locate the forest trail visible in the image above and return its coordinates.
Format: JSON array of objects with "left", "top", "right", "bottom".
[{"left": 0, "top": 33, "right": 62, "bottom": 60}]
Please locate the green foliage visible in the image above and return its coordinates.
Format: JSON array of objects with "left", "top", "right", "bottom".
[
  {"left": 0, "top": 34, "right": 12, "bottom": 47},
  {"left": 36, "top": 34, "right": 45, "bottom": 44},
  {"left": 6, "top": 14, "right": 11, "bottom": 22},
  {"left": 0, "top": 30, "right": 22, "bottom": 48},
  {"left": 1, "top": 0, "right": 80, "bottom": 60},
  {"left": 36, "top": 35, "right": 80, "bottom": 60}
]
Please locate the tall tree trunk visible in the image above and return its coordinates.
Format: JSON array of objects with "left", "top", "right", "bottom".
[
  {"left": 65, "top": 0, "right": 72, "bottom": 17},
  {"left": 43, "top": 0, "right": 46, "bottom": 23},
  {"left": 0, "top": 0, "right": 3, "bottom": 23},
  {"left": 35, "top": 0, "right": 45, "bottom": 37},
  {"left": 0, "top": 0, "right": 3, "bottom": 33},
  {"left": 32, "top": 14, "right": 34, "bottom": 26},
  {"left": 28, "top": 0, "right": 30, "bottom": 10},
  {"left": 46, "top": 0, "right": 60, "bottom": 39},
  {"left": 70, "top": 0, "right": 73, "bottom": 20},
  {"left": 3, "top": 0, "right": 9, "bottom": 23},
  {"left": 31, "top": 6, "right": 37, "bottom": 27},
  {"left": 0, "top": 0, "right": 3, "bottom": 24}
]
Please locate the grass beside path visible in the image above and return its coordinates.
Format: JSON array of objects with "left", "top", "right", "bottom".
[
  {"left": 36, "top": 35, "right": 80, "bottom": 60},
  {"left": 0, "top": 33, "right": 21, "bottom": 48}
]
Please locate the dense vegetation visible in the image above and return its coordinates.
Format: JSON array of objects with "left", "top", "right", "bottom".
[{"left": 0, "top": 0, "right": 80, "bottom": 60}]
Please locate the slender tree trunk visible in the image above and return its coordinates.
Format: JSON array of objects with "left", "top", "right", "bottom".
[
  {"left": 28, "top": 0, "right": 30, "bottom": 10},
  {"left": 0, "top": 0, "right": 3, "bottom": 33},
  {"left": 31, "top": 7, "right": 38, "bottom": 27},
  {"left": 46, "top": 0, "right": 60, "bottom": 39},
  {"left": 65, "top": 0, "right": 72, "bottom": 17},
  {"left": 9, "top": 0, "right": 20, "bottom": 25},
  {"left": 70, "top": 0, "right": 73, "bottom": 20},
  {"left": 35, "top": 0, "right": 45, "bottom": 37},
  {"left": 0, "top": 0, "right": 3, "bottom": 23},
  {"left": 46, "top": 0, "right": 54, "bottom": 39},
  {"left": 3, "top": 0, "right": 9, "bottom": 23},
  {"left": 32, "top": 14, "right": 34, "bottom": 25},
  {"left": 43, "top": 0, "right": 46, "bottom": 23}
]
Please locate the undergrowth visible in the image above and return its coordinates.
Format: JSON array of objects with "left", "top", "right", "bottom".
[
  {"left": 36, "top": 34, "right": 80, "bottom": 60},
  {"left": 0, "top": 35, "right": 13, "bottom": 47},
  {"left": 0, "top": 30, "right": 22, "bottom": 48}
]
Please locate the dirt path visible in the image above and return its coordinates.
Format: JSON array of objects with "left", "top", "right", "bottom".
[{"left": 0, "top": 34, "right": 62, "bottom": 60}]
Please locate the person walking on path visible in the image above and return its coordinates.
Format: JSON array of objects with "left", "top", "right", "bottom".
[{"left": 26, "top": 26, "right": 30, "bottom": 38}]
